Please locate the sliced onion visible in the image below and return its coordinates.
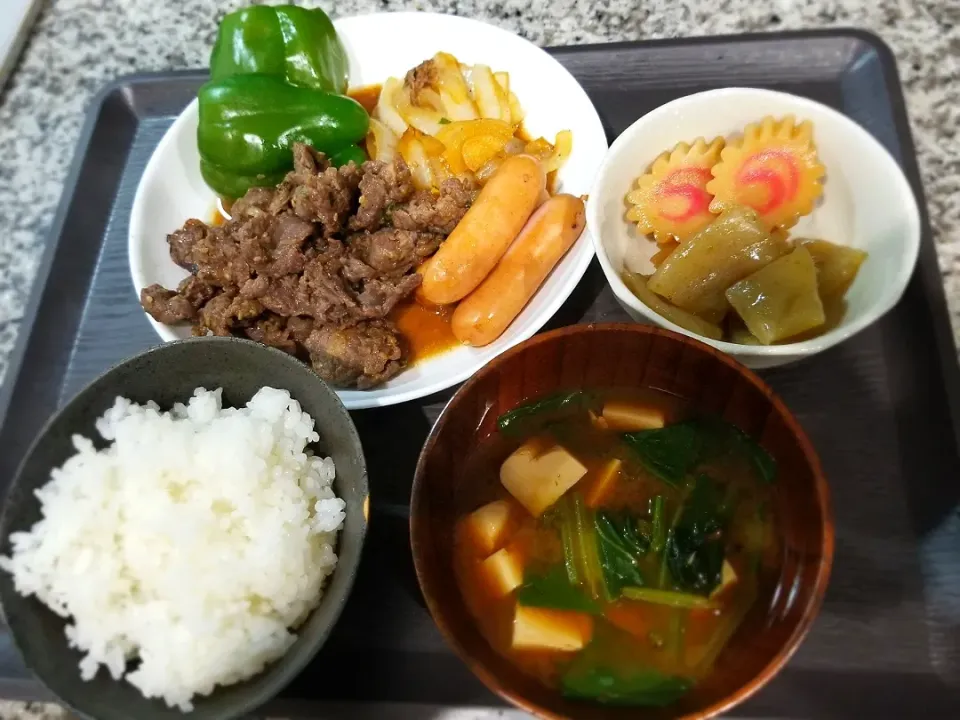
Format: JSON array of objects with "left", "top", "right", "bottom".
[
  {"left": 217, "top": 197, "right": 232, "bottom": 221},
  {"left": 471, "top": 64, "right": 503, "bottom": 121},
  {"left": 524, "top": 137, "right": 555, "bottom": 162},
  {"left": 493, "top": 71, "right": 512, "bottom": 124},
  {"left": 396, "top": 87, "right": 447, "bottom": 136},
  {"left": 376, "top": 77, "right": 409, "bottom": 135},
  {"left": 434, "top": 52, "right": 479, "bottom": 121},
  {"left": 503, "top": 137, "right": 525, "bottom": 155},
  {"left": 544, "top": 130, "right": 573, "bottom": 173},
  {"left": 475, "top": 154, "right": 504, "bottom": 185},
  {"left": 367, "top": 118, "right": 399, "bottom": 163},
  {"left": 430, "top": 155, "right": 452, "bottom": 184},
  {"left": 418, "top": 88, "right": 445, "bottom": 113},
  {"left": 398, "top": 130, "right": 436, "bottom": 189},
  {"left": 508, "top": 91, "right": 525, "bottom": 126}
]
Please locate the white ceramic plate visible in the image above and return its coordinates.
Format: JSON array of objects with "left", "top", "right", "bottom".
[
  {"left": 587, "top": 87, "right": 921, "bottom": 369},
  {"left": 129, "top": 12, "right": 607, "bottom": 409}
]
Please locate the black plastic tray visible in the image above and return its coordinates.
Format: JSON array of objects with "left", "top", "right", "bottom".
[{"left": 1, "top": 29, "right": 958, "bottom": 718}]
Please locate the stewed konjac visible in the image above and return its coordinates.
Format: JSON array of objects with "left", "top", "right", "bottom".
[{"left": 454, "top": 388, "right": 779, "bottom": 707}]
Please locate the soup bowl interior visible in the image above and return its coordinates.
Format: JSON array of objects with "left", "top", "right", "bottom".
[
  {"left": 411, "top": 324, "right": 832, "bottom": 719},
  {"left": 0, "top": 337, "right": 368, "bottom": 720}
]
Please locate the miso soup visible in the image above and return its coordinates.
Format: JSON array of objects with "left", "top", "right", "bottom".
[{"left": 453, "top": 387, "right": 780, "bottom": 707}]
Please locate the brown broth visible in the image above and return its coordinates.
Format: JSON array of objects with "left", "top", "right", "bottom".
[{"left": 453, "top": 387, "right": 779, "bottom": 705}]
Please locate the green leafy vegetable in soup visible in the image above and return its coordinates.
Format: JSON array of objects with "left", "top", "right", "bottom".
[
  {"left": 563, "top": 663, "right": 693, "bottom": 706},
  {"left": 517, "top": 565, "right": 601, "bottom": 614},
  {"left": 595, "top": 510, "right": 649, "bottom": 595},
  {"left": 497, "top": 389, "right": 598, "bottom": 438},
  {"left": 624, "top": 418, "right": 777, "bottom": 486},
  {"left": 665, "top": 474, "right": 728, "bottom": 596},
  {"left": 453, "top": 388, "right": 781, "bottom": 708},
  {"left": 621, "top": 422, "right": 703, "bottom": 487}
]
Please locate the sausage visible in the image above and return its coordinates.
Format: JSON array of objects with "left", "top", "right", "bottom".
[
  {"left": 452, "top": 194, "right": 586, "bottom": 346},
  {"left": 420, "top": 154, "right": 546, "bottom": 305},
  {"left": 413, "top": 262, "right": 434, "bottom": 306}
]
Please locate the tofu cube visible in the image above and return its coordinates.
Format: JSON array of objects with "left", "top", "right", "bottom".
[
  {"left": 587, "top": 410, "right": 609, "bottom": 430},
  {"left": 479, "top": 547, "right": 524, "bottom": 597},
  {"left": 500, "top": 441, "right": 588, "bottom": 516},
  {"left": 601, "top": 401, "right": 666, "bottom": 431},
  {"left": 460, "top": 500, "right": 518, "bottom": 556},
  {"left": 584, "top": 458, "right": 622, "bottom": 508},
  {"left": 710, "top": 560, "right": 738, "bottom": 599},
  {"left": 512, "top": 606, "right": 593, "bottom": 652}
]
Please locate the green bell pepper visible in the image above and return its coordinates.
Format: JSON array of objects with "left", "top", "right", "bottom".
[
  {"left": 200, "top": 146, "right": 366, "bottom": 199},
  {"left": 197, "top": 73, "right": 369, "bottom": 177},
  {"left": 329, "top": 144, "right": 368, "bottom": 168},
  {"left": 209, "top": 5, "right": 348, "bottom": 94},
  {"left": 199, "top": 158, "right": 287, "bottom": 200}
]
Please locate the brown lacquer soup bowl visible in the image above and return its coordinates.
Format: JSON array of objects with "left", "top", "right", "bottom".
[{"left": 410, "top": 323, "right": 833, "bottom": 720}]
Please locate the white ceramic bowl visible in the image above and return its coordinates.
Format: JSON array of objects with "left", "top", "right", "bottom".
[
  {"left": 587, "top": 87, "right": 921, "bottom": 368},
  {"left": 129, "top": 12, "right": 607, "bottom": 409}
]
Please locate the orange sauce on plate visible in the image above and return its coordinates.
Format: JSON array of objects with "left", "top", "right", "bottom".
[
  {"left": 211, "top": 199, "right": 232, "bottom": 226},
  {"left": 348, "top": 84, "right": 383, "bottom": 114},
  {"left": 391, "top": 301, "right": 459, "bottom": 364}
]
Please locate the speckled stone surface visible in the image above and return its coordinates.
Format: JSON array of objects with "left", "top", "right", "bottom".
[
  {"left": 0, "top": 0, "right": 957, "bottom": 716},
  {"left": 0, "top": 703, "right": 65, "bottom": 720}
]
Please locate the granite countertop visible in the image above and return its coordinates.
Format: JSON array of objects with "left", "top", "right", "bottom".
[{"left": 0, "top": 0, "right": 957, "bottom": 718}]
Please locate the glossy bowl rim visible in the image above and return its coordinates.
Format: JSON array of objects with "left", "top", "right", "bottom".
[
  {"left": 410, "top": 322, "right": 834, "bottom": 720},
  {"left": 586, "top": 87, "right": 922, "bottom": 360}
]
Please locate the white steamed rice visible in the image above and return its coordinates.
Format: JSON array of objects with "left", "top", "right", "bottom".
[{"left": 0, "top": 387, "right": 346, "bottom": 711}]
